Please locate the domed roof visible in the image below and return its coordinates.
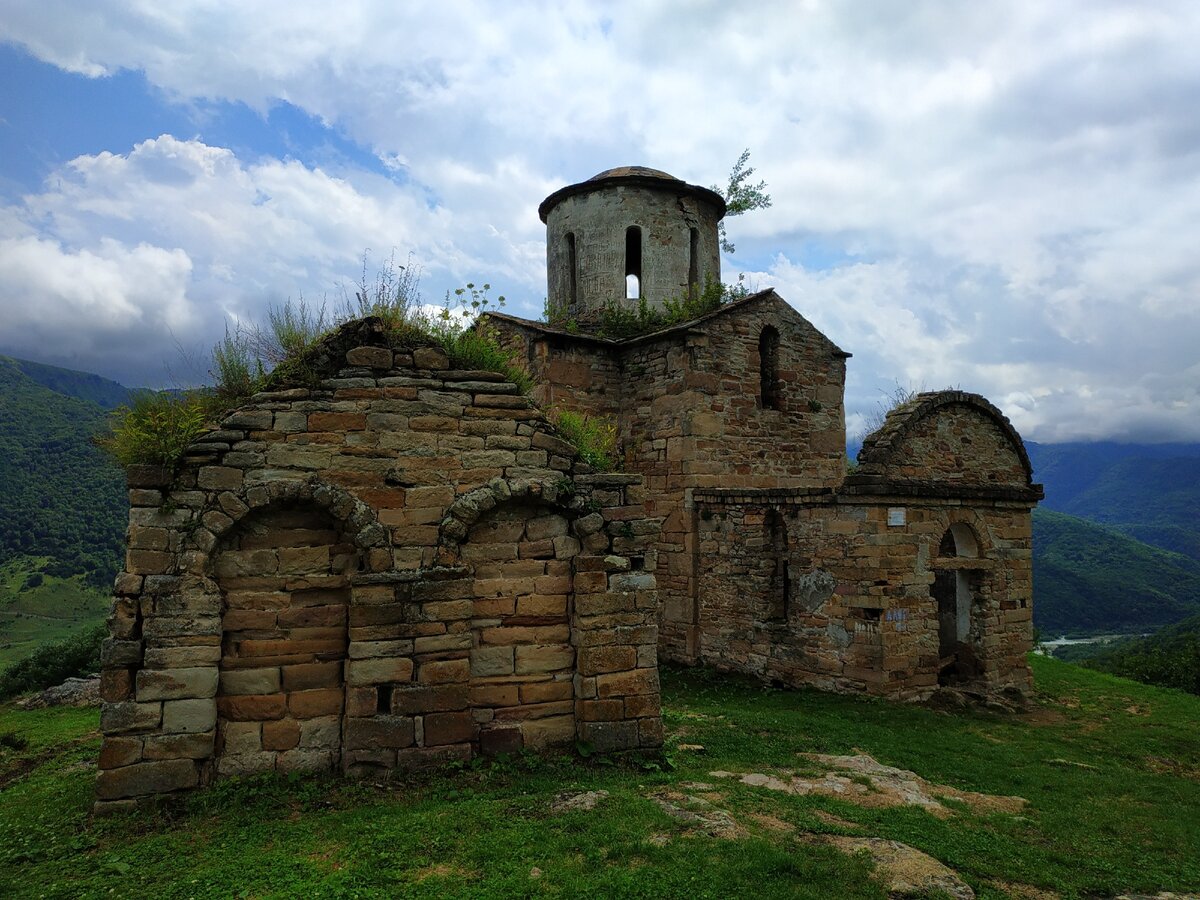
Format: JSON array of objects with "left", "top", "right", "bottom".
[
  {"left": 588, "top": 166, "right": 679, "bottom": 182},
  {"left": 539, "top": 165, "right": 725, "bottom": 222}
]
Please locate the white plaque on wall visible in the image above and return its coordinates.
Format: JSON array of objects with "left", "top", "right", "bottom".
[{"left": 887, "top": 507, "right": 906, "bottom": 527}]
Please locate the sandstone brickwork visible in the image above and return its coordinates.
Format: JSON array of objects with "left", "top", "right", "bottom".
[
  {"left": 99, "top": 164, "right": 1044, "bottom": 809},
  {"left": 96, "top": 322, "right": 663, "bottom": 813},
  {"left": 488, "top": 165, "right": 1042, "bottom": 704}
]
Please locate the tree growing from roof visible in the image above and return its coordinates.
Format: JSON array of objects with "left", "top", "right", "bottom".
[{"left": 713, "top": 149, "right": 772, "bottom": 254}]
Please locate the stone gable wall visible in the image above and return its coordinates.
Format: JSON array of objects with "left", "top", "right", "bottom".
[
  {"left": 876, "top": 409, "right": 1028, "bottom": 486},
  {"left": 487, "top": 296, "right": 850, "bottom": 664},
  {"left": 96, "top": 343, "right": 663, "bottom": 813}
]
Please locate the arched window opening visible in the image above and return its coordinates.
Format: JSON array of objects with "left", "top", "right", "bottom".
[
  {"left": 759, "top": 326, "right": 781, "bottom": 410},
  {"left": 938, "top": 523, "right": 979, "bottom": 559},
  {"left": 625, "top": 225, "right": 642, "bottom": 299},
  {"left": 565, "top": 232, "right": 578, "bottom": 306},
  {"left": 766, "top": 509, "right": 789, "bottom": 622},
  {"left": 687, "top": 227, "right": 699, "bottom": 297},
  {"left": 933, "top": 523, "right": 982, "bottom": 685}
]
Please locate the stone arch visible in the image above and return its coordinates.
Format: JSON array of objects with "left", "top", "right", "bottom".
[
  {"left": 448, "top": 482, "right": 584, "bottom": 753},
  {"left": 210, "top": 498, "right": 362, "bottom": 778},
  {"left": 437, "top": 477, "right": 583, "bottom": 562},
  {"left": 930, "top": 514, "right": 989, "bottom": 686},
  {"left": 185, "top": 476, "right": 389, "bottom": 575},
  {"left": 856, "top": 390, "right": 1034, "bottom": 486}
]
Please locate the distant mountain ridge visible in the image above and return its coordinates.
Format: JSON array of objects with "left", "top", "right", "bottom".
[
  {"left": 1026, "top": 440, "right": 1200, "bottom": 562},
  {"left": 4, "top": 355, "right": 132, "bottom": 409}
]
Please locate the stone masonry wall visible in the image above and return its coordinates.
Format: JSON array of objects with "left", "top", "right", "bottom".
[
  {"left": 96, "top": 334, "right": 664, "bottom": 812},
  {"left": 487, "top": 291, "right": 850, "bottom": 665},
  {"left": 693, "top": 493, "right": 1034, "bottom": 700}
]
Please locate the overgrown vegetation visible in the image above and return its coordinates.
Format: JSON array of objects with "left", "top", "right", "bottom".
[
  {"left": 549, "top": 409, "right": 618, "bottom": 471},
  {"left": 858, "top": 382, "right": 920, "bottom": 442},
  {"left": 1, "top": 657, "right": 1199, "bottom": 897},
  {"left": 97, "top": 390, "right": 216, "bottom": 468},
  {"left": 101, "top": 254, "right": 534, "bottom": 471},
  {"left": 545, "top": 275, "right": 752, "bottom": 339},
  {"left": 0, "top": 623, "right": 104, "bottom": 700}
]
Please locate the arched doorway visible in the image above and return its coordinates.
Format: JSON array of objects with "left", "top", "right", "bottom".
[
  {"left": 932, "top": 523, "right": 982, "bottom": 686},
  {"left": 212, "top": 503, "right": 359, "bottom": 776}
]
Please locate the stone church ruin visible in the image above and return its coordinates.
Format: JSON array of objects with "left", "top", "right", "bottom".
[{"left": 96, "top": 165, "right": 1041, "bottom": 811}]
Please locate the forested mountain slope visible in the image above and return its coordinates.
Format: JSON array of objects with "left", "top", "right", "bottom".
[
  {"left": 1032, "top": 508, "right": 1200, "bottom": 635},
  {"left": 0, "top": 357, "right": 126, "bottom": 586},
  {"left": 1027, "top": 441, "right": 1200, "bottom": 562}
]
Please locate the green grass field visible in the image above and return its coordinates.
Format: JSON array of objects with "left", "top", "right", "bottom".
[
  {"left": 0, "top": 557, "right": 110, "bottom": 668},
  {"left": 1, "top": 656, "right": 1197, "bottom": 899}
]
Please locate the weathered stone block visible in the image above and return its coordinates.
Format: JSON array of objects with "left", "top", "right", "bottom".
[
  {"left": 262, "top": 719, "right": 302, "bottom": 751},
  {"left": 519, "top": 715, "right": 575, "bottom": 749},
  {"left": 346, "top": 658, "right": 413, "bottom": 686},
  {"left": 101, "top": 701, "right": 161, "bottom": 735},
  {"left": 215, "top": 694, "right": 285, "bottom": 722},
  {"left": 289, "top": 688, "right": 344, "bottom": 718},
  {"left": 198, "top": 466, "right": 243, "bottom": 490},
  {"left": 419, "top": 658, "right": 470, "bottom": 684},
  {"left": 163, "top": 698, "right": 218, "bottom": 734},
  {"left": 220, "top": 721, "right": 262, "bottom": 754},
  {"left": 347, "top": 346, "right": 394, "bottom": 368},
  {"left": 343, "top": 716, "right": 415, "bottom": 750},
  {"left": 479, "top": 726, "right": 523, "bottom": 756},
  {"left": 100, "top": 669, "right": 134, "bottom": 703},
  {"left": 595, "top": 668, "right": 659, "bottom": 699},
  {"left": 96, "top": 758, "right": 198, "bottom": 800},
  {"left": 142, "top": 731, "right": 215, "bottom": 760},
  {"left": 219, "top": 667, "right": 281, "bottom": 696},
  {"left": 281, "top": 661, "right": 343, "bottom": 691},
  {"left": 520, "top": 680, "right": 574, "bottom": 704},
  {"left": 515, "top": 644, "right": 575, "bottom": 675},
  {"left": 577, "top": 646, "right": 637, "bottom": 676},
  {"left": 577, "top": 720, "right": 639, "bottom": 752},
  {"left": 145, "top": 646, "right": 222, "bottom": 668},
  {"left": 412, "top": 347, "right": 450, "bottom": 370},
  {"left": 469, "top": 646, "right": 514, "bottom": 677},
  {"left": 298, "top": 716, "right": 341, "bottom": 750},
  {"left": 99, "top": 736, "right": 142, "bottom": 769},
  {"left": 423, "top": 710, "right": 475, "bottom": 746},
  {"left": 136, "top": 667, "right": 219, "bottom": 702},
  {"left": 392, "top": 684, "right": 469, "bottom": 715}
]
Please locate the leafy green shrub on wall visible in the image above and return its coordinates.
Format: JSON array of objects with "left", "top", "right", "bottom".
[
  {"left": 549, "top": 409, "right": 618, "bottom": 472},
  {"left": 98, "top": 390, "right": 214, "bottom": 468}
]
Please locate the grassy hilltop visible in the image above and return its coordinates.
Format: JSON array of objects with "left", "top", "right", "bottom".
[{"left": 1, "top": 656, "right": 1197, "bottom": 899}]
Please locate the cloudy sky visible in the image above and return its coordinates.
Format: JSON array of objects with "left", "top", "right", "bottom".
[{"left": 1, "top": 1, "right": 1197, "bottom": 443}]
